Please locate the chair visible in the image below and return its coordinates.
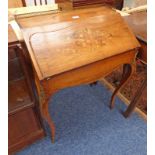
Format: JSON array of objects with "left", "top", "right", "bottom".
[{"left": 21, "top": 0, "right": 55, "bottom": 7}]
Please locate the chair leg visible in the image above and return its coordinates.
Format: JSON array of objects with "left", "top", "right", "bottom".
[
  {"left": 123, "top": 78, "right": 147, "bottom": 118},
  {"left": 110, "top": 63, "right": 135, "bottom": 109}
]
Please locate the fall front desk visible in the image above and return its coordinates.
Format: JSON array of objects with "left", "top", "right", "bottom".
[{"left": 11, "top": 6, "right": 140, "bottom": 142}]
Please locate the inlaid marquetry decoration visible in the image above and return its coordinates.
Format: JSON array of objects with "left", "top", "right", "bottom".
[
  {"left": 29, "top": 22, "right": 113, "bottom": 57},
  {"left": 20, "top": 7, "right": 139, "bottom": 81}
]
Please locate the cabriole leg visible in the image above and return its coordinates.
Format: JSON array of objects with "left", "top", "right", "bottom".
[
  {"left": 110, "top": 63, "right": 135, "bottom": 109},
  {"left": 41, "top": 96, "right": 55, "bottom": 143}
]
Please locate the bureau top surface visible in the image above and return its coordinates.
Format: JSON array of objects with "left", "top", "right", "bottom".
[{"left": 19, "top": 6, "right": 140, "bottom": 80}]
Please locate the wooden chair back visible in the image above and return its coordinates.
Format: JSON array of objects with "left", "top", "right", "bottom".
[
  {"left": 21, "top": 0, "right": 55, "bottom": 6},
  {"left": 30, "top": 0, "right": 48, "bottom": 5}
]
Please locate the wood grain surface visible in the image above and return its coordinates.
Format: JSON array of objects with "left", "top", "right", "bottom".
[
  {"left": 18, "top": 7, "right": 139, "bottom": 80},
  {"left": 124, "top": 11, "right": 147, "bottom": 42},
  {"left": 123, "top": 11, "right": 147, "bottom": 63}
]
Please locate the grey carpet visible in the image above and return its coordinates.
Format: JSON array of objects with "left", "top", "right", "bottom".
[{"left": 16, "top": 83, "right": 146, "bottom": 155}]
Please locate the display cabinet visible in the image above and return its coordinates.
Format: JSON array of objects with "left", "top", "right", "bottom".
[{"left": 8, "top": 25, "right": 45, "bottom": 154}]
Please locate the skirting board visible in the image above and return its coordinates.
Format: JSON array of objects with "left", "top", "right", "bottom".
[{"left": 99, "top": 78, "right": 147, "bottom": 121}]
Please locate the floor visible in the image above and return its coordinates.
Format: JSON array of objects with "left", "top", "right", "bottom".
[{"left": 16, "top": 83, "right": 147, "bottom": 155}]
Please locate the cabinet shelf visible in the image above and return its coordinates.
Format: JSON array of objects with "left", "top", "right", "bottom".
[{"left": 9, "top": 79, "right": 34, "bottom": 115}]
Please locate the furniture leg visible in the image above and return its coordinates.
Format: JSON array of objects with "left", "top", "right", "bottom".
[
  {"left": 90, "top": 81, "right": 98, "bottom": 86},
  {"left": 41, "top": 95, "right": 55, "bottom": 143},
  {"left": 110, "top": 63, "right": 135, "bottom": 109},
  {"left": 123, "top": 78, "right": 147, "bottom": 118}
]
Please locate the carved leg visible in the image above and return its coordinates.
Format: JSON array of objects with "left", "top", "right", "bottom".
[
  {"left": 110, "top": 63, "right": 135, "bottom": 109},
  {"left": 41, "top": 97, "right": 55, "bottom": 143},
  {"left": 123, "top": 78, "right": 147, "bottom": 118}
]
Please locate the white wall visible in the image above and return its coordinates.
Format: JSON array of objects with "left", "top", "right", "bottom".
[{"left": 123, "top": 0, "right": 147, "bottom": 8}]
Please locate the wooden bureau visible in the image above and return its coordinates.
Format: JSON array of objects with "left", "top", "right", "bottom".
[{"left": 11, "top": 6, "right": 140, "bottom": 142}]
